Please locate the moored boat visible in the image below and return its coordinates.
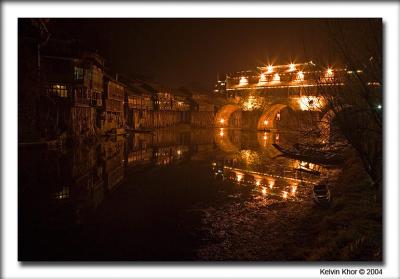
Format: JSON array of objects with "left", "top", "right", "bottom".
[
  {"left": 313, "top": 184, "right": 331, "bottom": 205},
  {"left": 272, "top": 143, "right": 344, "bottom": 166}
]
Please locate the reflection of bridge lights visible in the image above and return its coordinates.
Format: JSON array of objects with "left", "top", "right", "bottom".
[
  {"left": 220, "top": 118, "right": 225, "bottom": 124},
  {"left": 288, "top": 63, "right": 296, "bottom": 71},
  {"left": 275, "top": 134, "right": 280, "bottom": 140},
  {"left": 236, "top": 173, "right": 243, "bottom": 182},
  {"left": 263, "top": 135, "right": 267, "bottom": 140},
  {"left": 261, "top": 187, "right": 267, "bottom": 195},
  {"left": 296, "top": 71, "right": 304, "bottom": 81},
  {"left": 273, "top": 73, "right": 280, "bottom": 82},
  {"left": 282, "top": 191, "right": 288, "bottom": 199},
  {"left": 268, "top": 179, "right": 275, "bottom": 189},
  {"left": 291, "top": 185, "right": 297, "bottom": 195},
  {"left": 219, "top": 128, "right": 224, "bottom": 137},
  {"left": 256, "top": 180, "right": 261, "bottom": 186},
  {"left": 239, "top": 76, "right": 248, "bottom": 85},
  {"left": 267, "top": 65, "right": 274, "bottom": 73},
  {"left": 177, "top": 150, "right": 182, "bottom": 155}
]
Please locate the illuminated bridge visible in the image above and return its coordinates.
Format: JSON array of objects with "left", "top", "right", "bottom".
[{"left": 212, "top": 61, "right": 367, "bottom": 136}]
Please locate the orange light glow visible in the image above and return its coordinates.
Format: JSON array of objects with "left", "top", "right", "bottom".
[
  {"left": 325, "top": 68, "right": 334, "bottom": 78},
  {"left": 299, "top": 96, "right": 325, "bottom": 111},
  {"left": 289, "top": 63, "right": 296, "bottom": 71},
  {"left": 236, "top": 173, "right": 243, "bottom": 182},
  {"left": 239, "top": 76, "right": 248, "bottom": 85},
  {"left": 273, "top": 73, "right": 280, "bottom": 82},
  {"left": 282, "top": 191, "right": 288, "bottom": 199},
  {"left": 267, "top": 65, "right": 274, "bottom": 73},
  {"left": 259, "top": 73, "right": 267, "bottom": 82},
  {"left": 256, "top": 180, "right": 260, "bottom": 186},
  {"left": 220, "top": 118, "right": 225, "bottom": 124},
  {"left": 263, "top": 135, "right": 267, "bottom": 140},
  {"left": 219, "top": 128, "right": 224, "bottom": 137},
  {"left": 264, "top": 120, "right": 269, "bottom": 125},
  {"left": 291, "top": 185, "right": 297, "bottom": 195}
]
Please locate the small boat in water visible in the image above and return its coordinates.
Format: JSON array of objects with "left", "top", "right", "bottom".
[
  {"left": 295, "top": 167, "right": 321, "bottom": 176},
  {"left": 313, "top": 184, "right": 331, "bottom": 205},
  {"left": 272, "top": 143, "right": 344, "bottom": 166}
]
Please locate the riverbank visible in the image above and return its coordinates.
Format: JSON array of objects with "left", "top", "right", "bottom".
[{"left": 196, "top": 147, "right": 382, "bottom": 261}]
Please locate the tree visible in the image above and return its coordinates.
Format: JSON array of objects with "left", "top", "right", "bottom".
[{"left": 313, "top": 19, "right": 382, "bottom": 188}]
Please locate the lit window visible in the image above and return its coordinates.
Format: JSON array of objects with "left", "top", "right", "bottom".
[
  {"left": 239, "top": 76, "right": 248, "bottom": 85},
  {"left": 296, "top": 71, "right": 304, "bottom": 81},
  {"left": 273, "top": 73, "right": 280, "bottom": 82},
  {"left": 50, "top": 84, "right": 68, "bottom": 98},
  {"left": 74, "top": 67, "right": 84, "bottom": 80}
]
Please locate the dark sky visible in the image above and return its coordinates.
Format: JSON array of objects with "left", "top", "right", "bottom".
[{"left": 48, "top": 18, "right": 378, "bottom": 90}]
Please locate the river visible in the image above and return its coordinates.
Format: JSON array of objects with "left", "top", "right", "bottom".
[{"left": 19, "top": 128, "right": 337, "bottom": 260}]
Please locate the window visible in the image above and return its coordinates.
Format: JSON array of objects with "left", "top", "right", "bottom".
[
  {"left": 50, "top": 84, "right": 68, "bottom": 98},
  {"left": 74, "top": 67, "right": 84, "bottom": 80}
]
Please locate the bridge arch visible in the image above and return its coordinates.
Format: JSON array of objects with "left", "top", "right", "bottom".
[
  {"left": 257, "top": 104, "right": 288, "bottom": 130},
  {"left": 214, "top": 104, "right": 241, "bottom": 127}
]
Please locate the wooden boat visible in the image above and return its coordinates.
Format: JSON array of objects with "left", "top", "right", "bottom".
[
  {"left": 313, "top": 184, "right": 331, "bottom": 205},
  {"left": 295, "top": 167, "right": 321, "bottom": 176},
  {"left": 272, "top": 143, "right": 344, "bottom": 165},
  {"left": 125, "top": 128, "right": 154, "bottom": 134}
]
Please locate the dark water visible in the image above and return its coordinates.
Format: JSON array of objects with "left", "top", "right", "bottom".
[{"left": 19, "top": 128, "right": 331, "bottom": 261}]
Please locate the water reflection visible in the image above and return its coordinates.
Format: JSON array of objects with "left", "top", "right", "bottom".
[{"left": 19, "top": 128, "right": 335, "bottom": 260}]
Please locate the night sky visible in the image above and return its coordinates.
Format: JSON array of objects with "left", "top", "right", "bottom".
[{"left": 48, "top": 18, "right": 378, "bottom": 90}]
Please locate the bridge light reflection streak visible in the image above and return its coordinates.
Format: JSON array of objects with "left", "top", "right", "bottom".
[
  {"left": 291, "top": 185, "right": 298, "bottom": 196},
  {"left": 261, "top": 187, "right": 267, "bottom": 195},
  {"left": 223, "top": 166, "right": 315, "bottom": 185}
]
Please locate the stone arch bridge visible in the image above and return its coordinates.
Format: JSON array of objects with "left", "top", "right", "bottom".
[{"left": 212, "top": 62, "right": 348, "bottom": 138}]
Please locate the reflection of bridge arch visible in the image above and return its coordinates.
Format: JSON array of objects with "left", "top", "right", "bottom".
[
  {"left": 257, "top": 104, "right": 288, "bottom": 130},
  {"left": 215, "top": 104, "right": 241, "bottom": 127},
  {"left": 256, "top": 131, "right": 282, "bottom": 158},
  {"left": 214, "top": 129, "right": 241, "bottom": 153}
]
